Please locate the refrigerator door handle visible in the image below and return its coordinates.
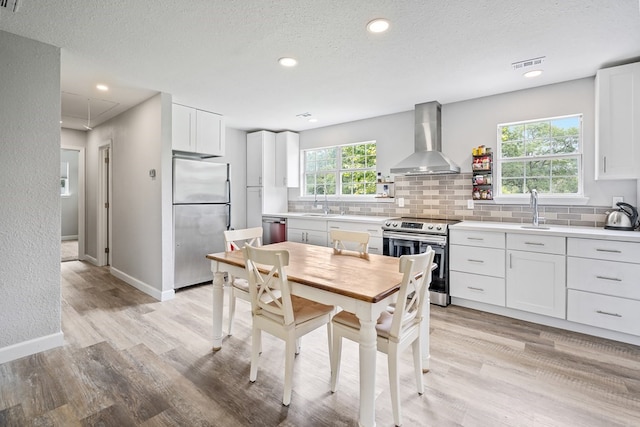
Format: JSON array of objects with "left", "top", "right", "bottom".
[{"left": 226, "top": 203, "right": 231, "bottom": 230}]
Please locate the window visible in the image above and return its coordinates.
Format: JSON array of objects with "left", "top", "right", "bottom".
[
  {"left": 303, "top": 141, "right": 377, "bottom": 196},
  {"left": 497, "top": 114, "right": 582, "bottom": 197}
]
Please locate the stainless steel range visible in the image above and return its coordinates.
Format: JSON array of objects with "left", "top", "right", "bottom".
[{"left": 382, "top": 217, "right": 459, "bottom": 306}]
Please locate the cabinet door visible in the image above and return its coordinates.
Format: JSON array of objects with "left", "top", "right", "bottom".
[
  {"left": 506, "top": 250, "right": 566, "bottom": 319},
  {"left": 595, "top": 62, "right": 640, "bottom": 180},
  {"left": 246, "top": 187, "right": 262, "bottom": 229},
  {"left": 196, "top": 110, "right": 225, "bottom": 156},
  {"left": 305, "top": 230, "right": 328, "bottom": 247},
  {"left": 287, "top": 228, "right": 307, "bottom": 244},
  {"left": 246, "top": 132, "right": 264, "bottom": 187},
  {"left": 275, "top": 131, "right": 299, "bottom": 188},
  {"left": 172, "top": 104, "right": 195, "bottom": 152}
]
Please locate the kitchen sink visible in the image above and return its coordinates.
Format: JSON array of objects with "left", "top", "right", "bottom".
[
  {"left": 520, "top": 225, "right": 551, "bottom": 230},
  {"left": 301, "top": 213, "right": 339, "bottom": 217}
]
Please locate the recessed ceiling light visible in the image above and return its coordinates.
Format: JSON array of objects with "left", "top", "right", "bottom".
[
  {"left": 278, "top": 57, "right": 297, "bottom": 67},
  {"left": 523, "top": 70, "right": 543, "bottom": 78},
  {"left": 367, "top": 18, "right": 390, "bottom": 33},
  {"left": 308, "top": 118, "right": 318, "bottom": 123},
  {"left": 96, "top": 84, "right": 109, "bottom": 91}
]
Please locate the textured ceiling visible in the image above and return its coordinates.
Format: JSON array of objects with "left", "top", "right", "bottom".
[{"left": 1, "top": 0, "right": 639, "bottom": 132}]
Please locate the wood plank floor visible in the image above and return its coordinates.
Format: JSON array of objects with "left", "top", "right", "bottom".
[{"left": 1, "top": 260, "right": 639, "bottom": 426}]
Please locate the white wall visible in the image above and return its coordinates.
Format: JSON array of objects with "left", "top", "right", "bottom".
[
  {"left": 60, "top": 149, "right": 79, "bottom": 238},
  {"left": 85, "top": 93, "right": 174, "bottom": 301},
  {"left": 299, "top": 77, "right": 637, "bottom": 207},
  {"left": 0, "top": 31, "right": 63, "bottom": 363}
]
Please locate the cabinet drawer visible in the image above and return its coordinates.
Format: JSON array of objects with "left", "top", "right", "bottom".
[
  {"left": 507, "top": 233, "right": 565, "bottom": 255},
  {"left": 450, "top": 271, "right": 505, "bottom": 306},
  {"left": 327, "top": 220, "right": 383, "bottom": 237},
  {"left": 567, "top": 238, "right": 640, "bottom": 264},
  {"left": 568, "top": 290, "right": 640, "bottom": 336},
  {"left": 287, "top": 218, "right": 327, "bottom": 232},
  {"left": 368, "top": 237, "right": 383, "bottom": 255},
  {"left": 567, "top": 257, "right": 640, "bottom": 300},
  {"left": 450, "top": 230, "right": 505, "bottom": 249},
  {"left": 450, "top": 245, "right": 505, "bottom": 277}
]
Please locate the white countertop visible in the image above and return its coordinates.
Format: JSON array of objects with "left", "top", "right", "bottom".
[
  {"left": 265, "top": 212, "right": 392, "bottom": 224},
  {"left": 451, "top": 221, "right": 640, "bottom": 243}
]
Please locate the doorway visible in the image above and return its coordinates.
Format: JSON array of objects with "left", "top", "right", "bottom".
[
  {"left": 60, "top": 146, "right": 85, "bottom": 262},
  {"left": 97, "top": 143, "right": 112, "bottom": 266}
]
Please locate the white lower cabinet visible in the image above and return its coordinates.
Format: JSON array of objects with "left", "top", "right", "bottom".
[
  {"left": 567, "top": 290, "right": 640, "bottom": 337},
  {"left": 327, "top": 220, "right": 384, "bottom": 255},
  {"left": 567, "top": 237, "right": 640, "bottom": 336},
  {"left": 450, "top": 230, "right": 506, "bottom": 306},
  {"left": 506, "top": 250, "right": 566, "bottom": 319},
  {"left": 287, "top": 218, "right": 327, "bottom": 247}
]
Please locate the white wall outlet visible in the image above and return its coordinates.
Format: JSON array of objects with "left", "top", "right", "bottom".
[
  {"left": 612, "top": 196, "right": 624, "bottom": 208},
  {"left": 467, "top": 199, "right": 474, "bottom": 209},
  {"left": 397, "top": 197, "right": 405, "bottom": 207}
]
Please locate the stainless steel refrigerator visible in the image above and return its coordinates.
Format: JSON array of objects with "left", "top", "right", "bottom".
[{"left": 173, "top": 157, "right": 230, "bottom": 289}]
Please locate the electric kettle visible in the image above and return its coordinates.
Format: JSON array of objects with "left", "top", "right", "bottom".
[{"left": 604, "top": 202, "right": 638, "bottom": 231}]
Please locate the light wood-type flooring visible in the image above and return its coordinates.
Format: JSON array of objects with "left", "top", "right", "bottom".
[{"left": 1, "top": 260, "right": 639, "bottom": 426}]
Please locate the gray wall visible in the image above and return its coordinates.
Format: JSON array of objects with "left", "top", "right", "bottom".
[
  {"left": 298, "top": 77, "right": 637, "bottom": 208},
  {"left": 0, "top": 31, "right": 63, "bottom": 362}
]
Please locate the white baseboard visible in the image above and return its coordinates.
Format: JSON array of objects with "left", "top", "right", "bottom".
[
  {"left": 110, "top": 267, "right": 175, "bottom": 302},
  {"left": 0, "top": 332, "right": 64, "bottom": 364},
  {"left": 61, "top": 235, "right": 78, "bottom": 241},
  {"left": 83, "top": 255, "right": 99, "bottom": 266}
]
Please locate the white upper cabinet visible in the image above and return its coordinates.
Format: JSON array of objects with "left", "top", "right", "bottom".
[
  {"left": 275, "top": 131, "right": 300, "bottom": 188},
  {"left": 172, "top": 103, "right": 225, "bottom": 156},
  {"left": 246, "top": 130, "right": 276, "bottom": 187},
  {"left": 595, "top": 62, "right": 640, "bottom": 180}
]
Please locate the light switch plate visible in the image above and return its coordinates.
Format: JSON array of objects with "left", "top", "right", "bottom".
[
  {"left": 467, "top": 200, "right": 474, "bottom": 209},
  {"left": 397, "top": 197, "right": 405, "bottom": 207},
  {"left": 612, "top": 196, "right": 623, "bottom": 208}
]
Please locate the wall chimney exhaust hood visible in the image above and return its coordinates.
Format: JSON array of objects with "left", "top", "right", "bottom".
[{"left": 390, "top": 101, "right": 460, "bottom": 175}]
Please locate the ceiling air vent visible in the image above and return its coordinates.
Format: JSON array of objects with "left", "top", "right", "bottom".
[
  {"left": 0, "top": 0, "right": 20, "bottom": 13},
  {"left": 512, "top": 56, "right": 545, "bottom": 71}
]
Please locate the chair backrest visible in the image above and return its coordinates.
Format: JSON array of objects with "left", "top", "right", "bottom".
[
  {"left": 224, "top": 227, "right": 263, "bottom": 251},
  {"left": 243, "top": 245, "right": 294, "bottom": 325},
  {"left": 330, "top": 229, "right": 370, "bottom": 257},
  {"left": 388, "top": 247, "right": 436, "bottom": 340}
]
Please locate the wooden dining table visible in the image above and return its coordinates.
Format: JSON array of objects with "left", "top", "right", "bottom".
[{"left": 206, "top": 241, "right": 432, "bottom": 427}]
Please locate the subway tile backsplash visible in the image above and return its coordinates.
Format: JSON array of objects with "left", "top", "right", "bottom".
[{"left": 288, "top": 174, "right": 611, "bottom": 228}]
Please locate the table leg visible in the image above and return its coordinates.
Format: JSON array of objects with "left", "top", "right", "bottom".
[
  {"left": 212, "top": 269, "right": 225, "bottom": 351},
  {"left": 358, "top": 317, "right": 377, "bottom": 427}
]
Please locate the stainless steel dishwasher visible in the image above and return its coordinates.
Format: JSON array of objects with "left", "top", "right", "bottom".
[{"left": 261, "top": 216, "right": 287, "bottom": 244}]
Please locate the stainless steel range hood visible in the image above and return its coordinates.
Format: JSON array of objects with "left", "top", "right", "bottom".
[{"left": 390, "top": 101, "right": 460, "bottom": 175}]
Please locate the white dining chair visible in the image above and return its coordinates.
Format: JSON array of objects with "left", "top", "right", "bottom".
[
  {"left": 330, "top": 248, "right": 435, "bottom": 427},
  {"left": 242, "top": 245, "right": 334, "bottom": 407},
  {"left": 223, "top": 227, "right": 263, "bottom": 336},
  {"left": 329, "top": 229, "right": 370, "bottom": 257}
]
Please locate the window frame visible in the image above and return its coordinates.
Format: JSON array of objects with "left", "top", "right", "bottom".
[
  {"left": 495, "top": 114, "right": 586, "bottom": 204},
  {"left": 301, "top": 140, "right": 377, "bottom": 199}
]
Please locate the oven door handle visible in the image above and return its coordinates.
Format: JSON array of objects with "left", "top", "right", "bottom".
[{"left": 383, "top": 231, "right": 447, "bottom": 246}]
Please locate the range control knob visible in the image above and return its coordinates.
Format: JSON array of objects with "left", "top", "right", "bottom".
[
  {"left": 427, "top": 224, "right": 434, "bottom": 229},
  {"left": 436, "top": 225, "right": 443, "bottom": 230},
  {"left": 392, "top": 222, "right": 399, "bottom": 227},
  {"left": 384, "top": 221, "right": 391, "bottom": 227}
]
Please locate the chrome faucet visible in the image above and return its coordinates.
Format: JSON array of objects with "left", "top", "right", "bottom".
[
  {"left": 323, "top": 193, "right": 330, "bottom": 215},
  {"left": 530, "top": 189, "right": 541, "bottom": 226}
]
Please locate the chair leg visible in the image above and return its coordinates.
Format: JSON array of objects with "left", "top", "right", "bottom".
[
  {"left": 412, "top": 338, "right": 424, "bottom": 395},
  {"left": 283, "top": 333, "right": 296, "bottom": 406},
  {"left": 388, "top": 345, "right": 402, "bottom": 427},
  {"left": 227, "top": 287, "right": 236, "bottom": 336},
  {"left": 249, "top": 327, "right": 261, "bottom": 383},
  {"left": 330, "top": 328, "right": 342, "bottom": 393}
]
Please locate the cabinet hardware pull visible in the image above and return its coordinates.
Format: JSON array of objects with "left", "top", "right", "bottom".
[
  {"left": 509, "top": 253, "right": 512, "bottom": 269},
  {"left": 596, "top": 248, "right": 621, "bottom": 253},
  {"left": 596, "top": 310, "right": 621, "bottom": 318},
  {"left": 603, "top": 156, "right": 607, "bottom": 173},
  {"left": 524, "top": 241, "right": 544, "bottom": 246},
  {"left": 467, "top": 237, "right": 484, "bottom": 241},
  {"left": 595, "top": 275, "right": 622, "bottom": 282},
  {"left": 467, "top": 286, "right": 484, "bottom": 291},
  {"left": 367, "top": 229, "right": 377, "bottom": 233},
  {"left": 467, "top": 259, "right": 484, "bottom": 263}
]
